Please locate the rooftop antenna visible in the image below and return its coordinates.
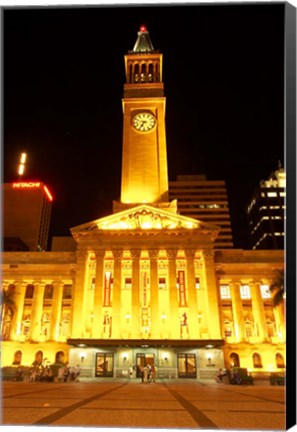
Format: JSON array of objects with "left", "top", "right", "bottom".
[{"left": 18, "top": 152, "right": 27, "bottom": 179}]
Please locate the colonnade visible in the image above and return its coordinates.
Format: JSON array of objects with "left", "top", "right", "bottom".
[
  {"left": 224, "top": 281, "right": 285, "bottom": 342},
  {"left": 2, "top": 279, "right": 71, "bottom": 342},
  {"left": 71, "top": 247, "right": 222, "bottom": 341}
]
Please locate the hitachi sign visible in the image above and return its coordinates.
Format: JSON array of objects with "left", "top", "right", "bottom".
[{"left": 12, "top": 182, "right": 41, "bottom": 188}]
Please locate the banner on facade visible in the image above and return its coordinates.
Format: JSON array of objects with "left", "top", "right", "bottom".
[
  {"left": 103, "top": 272, "right": 112, "bottom": 306},
  {"left": 178, "top": 270, "right": 187, "bottom": 307}
]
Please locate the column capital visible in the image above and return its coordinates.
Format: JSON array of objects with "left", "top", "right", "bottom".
[
  {"left": 113, "top": 249, "right": 124, "bottom": 261},
  {"left": 52, "top": 280, "right": 64, "bottom": 288},
  {"left": 130, "top": 249, "right": 141, "bottom": 261},
  {"left": 94, "top": 249, "right": 106, "bottom": 260},
  {"left": 166, "top": 249, "right": 178, "bottom": 261},
  {"left": 201, "top": 248, "right": 214, "bottom": 260},
  {"left": 148, "top": 249, "right": 159, "bottom": 261},
  {"left": 76, "top": 249, "right": 89, "bottom": 261},
  {"left": 184, "top": 249, "right": 196, "bottom": 260}
]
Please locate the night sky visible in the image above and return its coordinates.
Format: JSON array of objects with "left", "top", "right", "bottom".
[{"left": 3, "top": 4, "right": 285, "bottom": 249}]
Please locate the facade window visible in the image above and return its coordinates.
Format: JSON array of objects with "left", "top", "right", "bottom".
[
  {"left": 252, "top": 352, "right": 263, "bottom": 368},
  {"left": 267, "top": 192, "right": 277, "bottom": 197},
  {"left": 230, "top": 352, "right": 240, "bottom": 367},
  {"left": 13, "top": 350, "right": 22, "bottom": 365},
  {"left": 195, "top": 277, "right": 200, "bottom": 289},
  {"left": 220, "top": 285, "right": 231, "bottom": 299},
  {"left": 266, "top": 321, "right": 275, "bottom": 337},
  {"left": 91, "top": 277, "right": 95, "bottom": 290},
  {"left": 275, "top": 353, "right": 285, "bottom": 368},
  {"left": 240, "top": 285, "right": 251, "bottom": 299},
  {"left": 25, "top": 285, "right": 34, "bottom": 299},
  {"left": 22, "top": 318, "right": 30, "bottom": 339},
  {"left": 125, "top": 277, "right": 132, "bottom": 289},
  {"left": 260, "top": 284, "right": 271, "bottom": 298},
  {"left": 41, "top": 313, "right": 50, "bottom": 339},
  {"left": 63, "top": 285, "right": 72, "bottom": 299},
  {"left": 159, "top": 277, "right": 166, "bottom": 289},
  {"left": 223, "top": 320, "right": 233, "bottom": 337},
  {"left": 44, "top": 284, "right": 54, "bottom": 300},
  {"left": 245, "top": 321, "right": 254, "bottom": 338}
]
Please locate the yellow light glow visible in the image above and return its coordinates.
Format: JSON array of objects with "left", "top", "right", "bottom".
[
  {"left": 20, "top": 153, "right": 27, "bottom": 164},
  {"left": 18, "top": 164, "right": 25, "bottom": 175}
]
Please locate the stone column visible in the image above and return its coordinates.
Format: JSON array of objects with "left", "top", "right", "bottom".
[
  {"left": 167, "top": 249, "right": 179, "bottom": 339},
  {"left": 230, "top": 281, "right": 245, "bottom": 341},
  {"left": 50, "top": 280, "right": 64, "bottom": 341},
  {"left": 273, "top": 302, "right": 286, "bottom": 341},
  {"left": 202, "top": 249, "right": 222, "bottom": 339},
  {"left": 112, "top": 249, "right": 123, "bottom": 339},
  {"left": 71, "top": 250, "right": 89, "bottom": 338},
  {"left": 10, "top": 281, "right": 26, "bottom": 340},
  {"left": 250, "top": 281, "right": 267, "bottom": 341},
  {"left": 29, "top": 280, "right": 45, "bottom": 341},
  {"left": 185, "top": 249, "right": 199, "bottom": 339},
  {"left": 148, "top": 249, "right": 159, "bottom": 338},
  {"left": 93, "top": 249, "right": 105, "bottom": 338},
  {"left": 131, "top": 249, "right": 141, "bottom": 338}
]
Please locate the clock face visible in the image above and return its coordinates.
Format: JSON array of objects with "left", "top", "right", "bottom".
[{"left": 132, "top": 112, "right": 156, "bottom": 132}]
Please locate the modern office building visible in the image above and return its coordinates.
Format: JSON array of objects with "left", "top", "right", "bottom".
[
  {"left": 3, "top": 181, "right": 53, "bottom": 252},
  {"left": 246, "top": 164, "right": 286, "bottom": 250},
  {"left": 1, "top": 27, "right": 285, "bottom": 379},
  {"left": 169, "top": 175, "right": 233, "bottom": 248}
]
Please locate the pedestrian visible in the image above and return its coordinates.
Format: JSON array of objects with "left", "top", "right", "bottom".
[
  {"left": 151, "top": 364, "right": 157, "bottom": 383},
  {"left": 216, "top": 368, "right": 226, "bottom": 383},
  {"left": 74, "top": 364, "right": 81, "bottom": 382},
  {"left": 57, "top": 366, "right": 64, "bottom": 382},
  {"left": 63, "top": 362, "right": 70, "bottom": 382},
  {"left": 147, "top": 364, "right": 152, "bottom": 382},
  {"left": 143, "top": 365, "right": 149, "bottom": 382},
  {"left": 138, "top": 365, "right": 144, "bottom": 383}
]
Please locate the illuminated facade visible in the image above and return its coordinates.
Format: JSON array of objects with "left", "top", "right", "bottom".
[
  {"left": 3, "top": 181, "right": 53, "bottom": 251},
  {"left": 247, "top": 164, "right": 286, "bottom": 249},
  {"left": 1, "top": 27, "right": 285, "bottom": 379},
  {"left": 169, "top": 175, "right": 234, "bottom": 248}
]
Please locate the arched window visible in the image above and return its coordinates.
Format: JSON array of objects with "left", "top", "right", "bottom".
[
  {"left": 275, "top": 353, "right": 285, "bottom": 368},
  {"left": 13, "top": 350, "right": 22, "bottom": 365},
  {"left": 34, "top": 350, "right": 43, "bottom": 366},
  {"left": 134, "top": 64, "right": 139, "bottom": 83},
  {"left": 252, "top": 352, "right": 263, "bottom": 368},
  {"left": 230, "top": 352, "right": 240, "bottom": 367},
  {"left": 55, "top": 351, "right": 65, "bottom": 364},
  {"left": 140, "top": 63, "right": 146, "bottom": 82},
  {"left": 148, "top": 63, "right": 153, "bottom": 82}
]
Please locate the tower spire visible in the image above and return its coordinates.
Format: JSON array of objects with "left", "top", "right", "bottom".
[{"left": 132, "top": 25, "right": 155, "bottom": 53}]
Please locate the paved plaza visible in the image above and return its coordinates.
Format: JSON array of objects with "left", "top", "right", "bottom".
[{"left": 1, "top": 379, "right": 286, "bottom": 430}]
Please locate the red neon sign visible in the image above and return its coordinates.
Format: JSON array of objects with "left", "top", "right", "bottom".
[
  {"left": 12, "top": 182, "right": 53, "bottom": 202},
  {"left": 13, "top": 182, "right": 41, "bottom": 188}
]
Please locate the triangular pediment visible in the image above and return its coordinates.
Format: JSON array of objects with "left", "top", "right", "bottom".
[{"left": 71, "top": 204, "right": 220, "bottom": 234}]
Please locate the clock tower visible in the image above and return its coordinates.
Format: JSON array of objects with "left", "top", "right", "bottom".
[{"left": 115, "top": 26, "right": 170, "bottom": 212}]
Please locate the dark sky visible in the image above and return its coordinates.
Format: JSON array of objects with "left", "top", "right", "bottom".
[{"left": 3, "top": 4, "right": 285, "bottom": 249}]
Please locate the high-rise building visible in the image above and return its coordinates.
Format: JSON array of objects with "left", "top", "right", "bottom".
[
  {"left": 1, "top": 27, "right": 285, "bottom": 380},
  {"left": 3, "top": 181, "right": 53, "bottom": 251},
  {"left": 169, "top": 175, "right": 233, "bottom": 248},
  {"left": 246, "top": 164, "right": 285, "bottom": 250}
]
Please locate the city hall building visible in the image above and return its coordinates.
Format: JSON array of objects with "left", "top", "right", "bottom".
[{"left": 1, "top": 27, "right": 285, "bottom": 380}]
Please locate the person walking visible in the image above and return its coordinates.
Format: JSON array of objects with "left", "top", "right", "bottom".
[{"left": 151, "top": 364, "right": 157, "bottom": 383}]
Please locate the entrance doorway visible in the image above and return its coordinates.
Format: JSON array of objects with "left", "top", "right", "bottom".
[
  {"left": 95, "top": 353, "right": 114, "bottom": 377},
  {"left": 177, "top": 353, "right": 197, "bottom": 378},
  {"left": 136, "top": 353, "right": 155, "bottom": 377}
]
